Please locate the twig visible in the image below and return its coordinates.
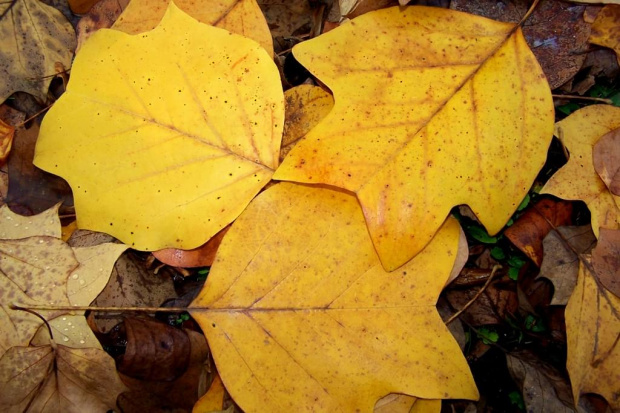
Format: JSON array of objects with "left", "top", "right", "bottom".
[
  {"left": 15, "top": 103, "right": 54, "bottom": 128},
  {"left": 11, "top": 304, "right": 54, "bottom": 339},
  {"left": 519, "top": 0, "right": 541, "bottom": 27},
  {"left": 552, "top": 94, "right": 613, "bottom": 104},
  {"left": 445, "top": 265, "right": 501, "bottom": 325}
]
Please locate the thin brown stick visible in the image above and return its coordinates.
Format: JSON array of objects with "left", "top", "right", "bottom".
[
  {"left": 11, "top": 304, "right": 54, "bottom": 339},
  {"left": 15, "top": 103, "right": 54, "bottom": 128},
  {"left": 552, "top": 94, "right": 613, "bottom": 104},
  {"left": 519, "top": 0, "right": 541, "bottom": 26},
  {"left": 445, "top": 265, "right": 501, "bottom": 325}
]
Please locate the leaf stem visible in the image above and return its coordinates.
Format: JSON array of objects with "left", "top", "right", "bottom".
[{"left": 11, "top": 304, "right": 54, "bottom": 339}]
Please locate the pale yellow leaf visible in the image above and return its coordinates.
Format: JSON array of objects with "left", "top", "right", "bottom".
[{"left": 0, "top": 204, "right": 61, "bottom": 239}]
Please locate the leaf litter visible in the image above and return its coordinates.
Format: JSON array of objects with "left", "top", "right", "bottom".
[{"left": 2, "top": 0, "right": 620, "bottom": 412}]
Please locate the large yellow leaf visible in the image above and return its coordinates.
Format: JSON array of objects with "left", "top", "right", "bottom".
[
  {"left": 274, "top": 6, "right": 554, "bottom": 270},
  {"left": 541, "top": 105, "right": 620, "bottom": 237},
  {"left": 0, "top": 0, "right": 75, "bottom": 101},
  {"left": 565, "top": 257, "right": 620, "bottom": 409},
  {"left": 112, "top": 0, "right": 273, "bottom": 56},
  {"left": 34, "top": 4, "right": 283, "bottom": 251},
  {"left": 190, "top": 183, "right": 477, "bottom": 412}
]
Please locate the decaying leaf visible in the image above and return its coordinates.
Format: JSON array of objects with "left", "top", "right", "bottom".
[
  {"left": 280, "top": 84, "right": 334, "bottom": 162},
  {"left": 542, "top": 105, "right": 620, "bottom": 237},
  {"left": 504, "top": 198, "right": 573, "bottom": 267},
  {"left": 0, "top": 0, "right": 75, "bottom": 101},
  {"left": 507, "top": 351, "right": 575, "bottom": 413},
  {"left": 0, "top": 205, "right": 127, "bottom": 351},
  {"left": 0, "top": 344, "right": 128, "bottom": 413},
  {"left": 593, "top": 128, "right": 620, "bottom": 196},
  {"left": 193, "top": 373, "right": 226, "bottom": 412},
  {"left": 113, "top": 0, "right": 273, "bottom": 56},
  {"left": 75, "top": 0, "right": 130, "bottom": 52},
  {"left": 35, "top": 4, "right": 284, "bottom": 251},
  {"left": 565, "top": 259, "right": 620, "bottom": 410},
  {"left": 591, "top": 228, "right": 620, "bottom": 298},
  {"left": 538, "top": 226, "right": 597, "bottom": 305},
  {"left": 6, "top": 123, "right": 73, "bottom": 216},
  {"left": 274, "top": 6, "right": 554, "bottom": 270},
  {"left": 68, "top": 0, "right": 99, "bottom": 14},
  {"left": 190, "top": 183, "right": 477, "bottom": 412},
  {"left": 590, "top": 5, "right": 620, "bottom": 65}
]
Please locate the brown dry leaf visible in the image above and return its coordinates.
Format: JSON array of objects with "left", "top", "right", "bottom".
[
  {"left": 258, "top": 0, "right": 313, "bottom": 38},
  {"left": 112, "top": 0, "right": 273, "bottom": 56},
  {"left": 565, "top": 259, "right": 620, "bottom": 410},
  {"left": 153, "top": 225, "right": 230, "bottom": 268},
  {"left": 451, "top": 0, "right": 592, "bottom": 89},
  {"left": 593, "top": 128, "right": 620, "bottom": 196},
  {"left": 117, "top": 317, "right": 191, "bottom": 381},
  {"left": 0, "top": 344, "right": 128, "bottom": 413},
  {"left": 339, "top": 0, "right": 396, "bottom": 19},
  {"left": 68, "top": 0, "right": 99, "bottom": 14},
  {"left": 118, "top": 328, "right": 210, "bottom": 412},
  {"left": 0, "top": 0, "right": 75, "bottom": 101},
  {"left": 0, "top": 119, "right": 14, "bottom": 166},
  {"left": 507, "top": 351, "right": 576, "bottom": 413},
  {"left": 6, "top": 124, "right": 73, "bottom": 215},
  {"left": 504, "top": 198, "right": 574, "bottom": 266},
  {"left": 591, "top": 228, "right": 620, "bottom": 298},
  {"left": 590, "top": 5, "right": 620, "bottom": 65},
  {"left": 76, "top": 0, "right": 130, "bottom": 52},
  {"left": 539, "top": 226, "right": 597, "bottom": 305},
  {"left": 91, "top": 251, "right": 177, "bottom": 333},
  {"left": 280, "top": 85, "right": 334, "bottom": 162},
  {"left": 542, "top": 105, "right": 620, "bottom": 237}
]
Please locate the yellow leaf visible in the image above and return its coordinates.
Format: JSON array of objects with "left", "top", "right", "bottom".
[
  {"left": 590, "top": 5, "right": 620, "bottom": 65},
  {"left": 0, "top": 119, "right": 14, "bottom": 165},
  {"left": 565, "top": 259, "right": 620, "bottom": 409},
  {"left": 190, "top": 183, "right": 477, "bottom": 412},
  {"left": 34, "top": 3, "right": 283, "bottom": 251},
  {"left": 274, "top": 6, "right": 554, "bottom": 270},
  {"left": 0, "top": 345, "right": 128, "bottom": 413},
  {"left": 112, "top": 0, "right": 273, "bottom": 56},
  {"left": 193, "top": 373, "right": 226, "bottom": 412},
  {"left": 0, "top": 0, "right": 75, "bottom": 101},
  {"left": 541, "top": 105, "right": 620, "bottom": 236},
  {"left": 374, "top": 393, "right": 417, "bottom": 412},
  {"left": 281, "top": 85, "right": 334, "bottom": 162}
]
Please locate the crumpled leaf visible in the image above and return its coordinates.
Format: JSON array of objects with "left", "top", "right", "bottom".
[
  {"left": 274, "top": 6, "right": 554, "bottom": 270},
  {"left": 190, "top": 183, "right": 477, "bottom": 412},
  {"left": 507, "top": 351, "right": 575, "bottom": 413},
  {"left": 565, "top": 256, "right": 620, "bottom": 409},
  {"left": 589, "top": 5, "right": 620, "bottom": 65},
  {"left": 0, "top": 344, "right": 128, "bottom": 413},
  {"left": 591, "top": 228, "right": 620, "bottom": 298},
  {"left": 113, "top": 0, "right": 273, "bottom": 56},
  {"left": 542, "top": 105, "right": 620, "bottom": 237},
  {"left": 593, "top": 128, "right": 620, "bottom": 196},
  {"left": 538, "top": 226, "right": 597, "bottom": 305},
  {"left": 280, "top": 84, "right": 334, "bottom": 162},
  {"left": 505, "top": 198, "right": 573, "bottom": 266},
  {"left": 0, "top": 0, "right": 75, "bottom": 101},
  {"left": 35, "top": 4, "right": 283, "bottom": 251}
]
